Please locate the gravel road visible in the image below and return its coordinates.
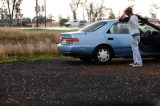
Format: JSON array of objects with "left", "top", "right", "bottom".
[{"left": 0, "top": 58, "right": 160, "bottom": 106}]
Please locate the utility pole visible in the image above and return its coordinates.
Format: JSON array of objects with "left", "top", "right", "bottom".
[
  {"left": 36, "top": 0, "right": 38, "bottom": 27},
  {"left": 44, "top": 0, "right": 46, "bottom": 28}
]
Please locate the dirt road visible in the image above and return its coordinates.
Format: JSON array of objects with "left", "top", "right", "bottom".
[{"left": 0, "top": 58, "right": 160, "bottom": 106}]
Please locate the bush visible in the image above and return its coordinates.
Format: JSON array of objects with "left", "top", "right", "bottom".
[{"left": 59, "top": 18, "right": 69, "bottom": 26}]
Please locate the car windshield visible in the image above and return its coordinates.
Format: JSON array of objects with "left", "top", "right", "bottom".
[{"left": 80, "top": 21, "right": 107, "bottom": 32}]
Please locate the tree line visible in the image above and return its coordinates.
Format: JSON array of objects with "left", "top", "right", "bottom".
[
  {"left": 0, "top": 0, "right": 22, "bottom": 20},
  {"left": 0, "top": 0, "right": 115, "bottom": 22},
  {"left": 0, "top": 0, "right": 159, "bottom": 26},
  {"left": 70, "top": 0, "right": 115, "bottom": 23}
]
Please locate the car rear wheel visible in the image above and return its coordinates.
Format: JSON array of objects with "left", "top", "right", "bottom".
[{"left": 94, "top": 46, "right": 112, "bottom": 64}]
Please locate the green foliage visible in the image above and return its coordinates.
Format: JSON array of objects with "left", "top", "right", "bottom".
[
  {"left": 15, "top": 0, "right": 22, "bottom": 13},
  {"left": 32, "top": 16, "right": 45, "bottom": 24},
  {"left": 59, "top": 18, "right": 69, "bottom": 26},
  {"left": 0, "top": 53, "right": 73, "bottom": 63},
  {"left": 0, "top": 53, "right": 56, "bottom": 63},
  {"left": 108, "top": 11, "right": 116, "bottom": 19}
]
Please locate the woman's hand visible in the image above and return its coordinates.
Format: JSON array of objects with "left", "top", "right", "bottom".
[{"left": 120, "top": 12, "right": 126, "bottom": 19}]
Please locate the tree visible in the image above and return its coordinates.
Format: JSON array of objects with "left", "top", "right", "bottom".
[
  {"left": 58, "top": 16, "right": 69, "bottom": 26},
  {"left": 150, "top": 3, "right": 159, "bottom": 19},
  {"left": 6, "top": 0, "right": 23, "bottom": 20},
  {"left": 108, "top": 9, "right": 115, "bottom": 19},
  {"left": 15, "top": 0, "right": 21, "bottom": 18},
  {"left": 70, "top": 0, "right": 81, "bottom": 20},
  {"left": 22, "top": 17, "right": 31, "bottom": 24},
  {"left": 82, "top": 0, "right": 107, "bottom": 23},
  {"left": 59, "top": 18, "right": 69, "bottom": 26},
  {"left": 0, "top": 8, "right": 8, "bottom": 19},
  {"left": 32, "top": 16, "right": 45, "bottom": 24}
]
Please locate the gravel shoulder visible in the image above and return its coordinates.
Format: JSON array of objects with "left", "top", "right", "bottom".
[{"left": 0, "top": 58, "right": 160, "bottom": 106}]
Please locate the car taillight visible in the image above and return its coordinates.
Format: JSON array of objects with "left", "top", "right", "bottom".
[
  {"left": 67, "top": 38, "right": 79, "bottom": 42},
  {"left": 60, "top": 37, "right": 79, "bottom": 43}
]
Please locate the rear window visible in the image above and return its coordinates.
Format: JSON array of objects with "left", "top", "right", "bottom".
[{"left": 80, "top": 21, "right": 107, "bottom": 32}]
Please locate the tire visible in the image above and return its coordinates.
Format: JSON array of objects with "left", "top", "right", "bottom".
[
  {"left": 94, "top": 46, "right": 113, "bottom": 64},
  {"left": 79, "top": 57, "right": 92, "bottom": 63},
  {"left": 65, "top": 24, "right": 70, "bottom": 27}
]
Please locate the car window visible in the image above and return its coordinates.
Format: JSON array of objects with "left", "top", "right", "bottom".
[
  {"left": 139, "top": 23, "right": 159, "bottom": 32},
  {"left": 107, "top": 22, "right": 129, "bottom": 34},
  {"left": 80, "top": 21, "right": 107, "bottom": 32}
]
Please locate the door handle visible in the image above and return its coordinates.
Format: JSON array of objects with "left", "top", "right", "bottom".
[{"left": 108, "top": 38, "right": 114, "bottom": 40}]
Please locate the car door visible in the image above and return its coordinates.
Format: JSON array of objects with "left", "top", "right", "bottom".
[
  {"left": 139, "top": 23, "right": 160, "bottom": 53},
  {"left": 104, "top": 22, "right": 132, "bottom": 56}
]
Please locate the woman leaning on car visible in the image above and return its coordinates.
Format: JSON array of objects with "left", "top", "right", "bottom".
[{"left": 119, "top": 7, "right": 143, "bottom": 67}]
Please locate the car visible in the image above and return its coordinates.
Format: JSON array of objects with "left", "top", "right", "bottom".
[
  {"left": 57, "top": 16, "right": 160, "bottom": 64},
  {"left": 64, "top": 20, "right": 86, "bottom": 27}
]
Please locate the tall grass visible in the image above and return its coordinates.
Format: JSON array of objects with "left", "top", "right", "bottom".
[{"left": 0, "top": 28, "right": 59, "bottom": 58}]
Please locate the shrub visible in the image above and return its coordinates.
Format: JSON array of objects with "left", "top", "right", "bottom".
[{"left": 59, "top": 18, "right": 69, "bottom": 26}]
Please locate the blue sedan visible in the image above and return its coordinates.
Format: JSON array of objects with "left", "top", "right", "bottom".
[{"left": 57, "top": 19, "right": 160, "bottom": 64}]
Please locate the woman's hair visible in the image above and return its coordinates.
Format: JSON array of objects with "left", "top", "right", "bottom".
[{"left": 125, "top": 7, "right": 133, "bottom": 15}]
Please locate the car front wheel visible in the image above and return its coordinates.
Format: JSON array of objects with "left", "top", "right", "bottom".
[{"left": 94, "top": 46, "right": 112, "bottom": 64}]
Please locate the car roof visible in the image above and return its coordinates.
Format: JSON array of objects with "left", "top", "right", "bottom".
[
  {"left": 98, "top": 18, "right": 160, "bottom": 31},
  {"left": 100, "top": 19, "right": 119, "bottom": 23}
]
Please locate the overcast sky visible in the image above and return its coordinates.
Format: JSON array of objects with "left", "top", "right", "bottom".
[{"left": 21, "top": 0, "right": 160, "bottom": 21}]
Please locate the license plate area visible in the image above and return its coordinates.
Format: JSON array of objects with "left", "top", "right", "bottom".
[{"left": 62, "top": 39, "right": 67, "bottom": 44}]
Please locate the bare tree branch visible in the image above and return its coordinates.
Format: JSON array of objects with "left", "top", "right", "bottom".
[
  {"left": 82, "top": 0, "right": 107, "bottom": 22},
  {"left": 70, "top": 0, "right": 81, "bottom": 20},
  {"left": 11, "top": 0, "right": 16, "bottom": 19},
  {"left": 5, "top": 0, "right": 22, "bottom": 20},
  {"left": 6, "top": 0, "right": 11, "bottom": 19}
]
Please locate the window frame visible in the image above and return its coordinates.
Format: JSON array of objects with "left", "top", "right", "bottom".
[
  {"left": 107, "top": 22, "right": 130, "bottom": 34},
  {"left": 80, "top": 21, "right": 107, "bottom": 32}
]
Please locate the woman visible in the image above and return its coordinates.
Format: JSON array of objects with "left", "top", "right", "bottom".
[{"left": 119, "top": 7, "right": 143, "bottom": 67}]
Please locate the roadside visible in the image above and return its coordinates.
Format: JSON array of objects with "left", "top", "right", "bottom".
[{"left": 16, "top": 26, "right": 80, "bottom": 31}]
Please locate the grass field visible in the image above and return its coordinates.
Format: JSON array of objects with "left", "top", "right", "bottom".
[{"left": 0, "top": 27, "right": 64, "bottom": 62}]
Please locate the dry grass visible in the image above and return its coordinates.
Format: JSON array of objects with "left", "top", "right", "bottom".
[{"left": 0, "top": 28, "right": 59, "bottom": 58}]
